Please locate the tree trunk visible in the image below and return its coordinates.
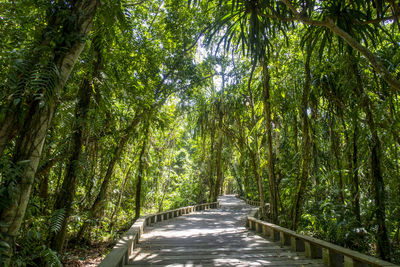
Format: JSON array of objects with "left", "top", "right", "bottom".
[
  {"left": 135, "top": 123, "right": 150, "bottom": 219},
  {"left": 77, "top": 112, "right": 144, "bottom": 240},
  {"left": 293, "top": 112, "right": 300, "bottom": 191},
  {"left": 274, "top": 115, "right": 282, "bottom": 220},
  {"left": 329, "top": 112, "right": 345, "bottom": 204},
  {"left": 0, "top": 101, "right": 55, "bottom": 257},
  {"left": 238, "top": 118, "right": 249, "bottom": 197},
  {"left": 213, "top": 129, "right": 223, "bottom": 202},
  {"left": 49, "top": 76, "right": 92, "bottom": 252},
  {"left": 37, "top": 152, "right": 67, "bottom": 199},
  {"left": 0, "top": 1, "right": 98, "bottom": 258},
  {"left": 50, "top": 40, "right": 104, "bottom": 252},
  {"left": 208, "top": 121, "right": 216, "bottom": 202},
  {"left": 291, "top": 44, "right": 312, "bottom": 230},
  {"left": 261, "top": 59, "right": 278, "bottom": 223},
  {"left": 310, "top": 95, "right": 319, "bottom": 198},
  {"left": 247, "top": 82, "right": 266, "bottom": 217},
  {"left": 366, "top": 104, "right": 390, "bottom": 260},
  {"left": 352, "top": 118, "right": 361, "bottom": 225},
  {"left": 349, "top": 49, "right": 390, "bottom": 260},
  {"left": 0, "top": 0, "right": 98, "bottom": 260},
  {"left": 109, "top": 163, "right": 133, "bottom": 229}
]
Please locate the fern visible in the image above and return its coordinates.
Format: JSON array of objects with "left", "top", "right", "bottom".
[
  {"left": 40, "top": 247, "right": 62, "bottom": 267},
  {"left": 50, "top": 208, "right": 66, "bottom": 233},
  {"left": 5, "top": 59, "right": 60, "bottom": 108},
  {"left": 29, "top": 63, "right": 60, "bottom": 101}
]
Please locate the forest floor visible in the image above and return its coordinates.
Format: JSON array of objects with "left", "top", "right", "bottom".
[{"left": 63, "top": 241, "right": 113, "bottom": 267}]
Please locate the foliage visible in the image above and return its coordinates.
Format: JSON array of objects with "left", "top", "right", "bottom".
[{"left": 1, "top": 0, "right": 400, "bottom": 265}]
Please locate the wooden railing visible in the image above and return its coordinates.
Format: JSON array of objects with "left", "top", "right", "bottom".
[
  {"left": 98, "top": 202, "right": 219, "bottom": 267},
  {"left": 245, "top": 199, "right": 260, "bottom": 206},
  {"left": 245, "top": 201, "right": 397, "bottom": 267},
  {"left": 236, "top": 195, "right": 261, "bottom": 207}
]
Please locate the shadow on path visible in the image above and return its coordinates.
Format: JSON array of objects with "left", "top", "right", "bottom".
[{"left": 127, "top": 195, "right": 325, "bottom": 267}]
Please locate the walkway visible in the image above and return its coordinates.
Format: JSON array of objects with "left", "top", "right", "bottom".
[{"left": 127, "top": 195, "right": 325, "bottom": 266}]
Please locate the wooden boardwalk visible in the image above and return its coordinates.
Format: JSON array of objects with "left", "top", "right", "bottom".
[{"left": 127, "top": 195, "right": 325, "bottom": 266}]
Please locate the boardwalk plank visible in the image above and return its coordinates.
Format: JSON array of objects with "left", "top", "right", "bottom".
[{"left": 129, "top": 195, "right": 325, "bottom": 267}]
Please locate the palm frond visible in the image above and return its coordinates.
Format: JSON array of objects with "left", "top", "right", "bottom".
[{"left": 50, "top": 208, "right": 66, "bottom": 233}]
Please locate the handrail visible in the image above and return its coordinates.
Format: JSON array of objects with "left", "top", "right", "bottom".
[
  {"left": 98, "top": 202, "right": 220, "bottom": 267},
  {"left": 245, "top": 202, "right": 397, "bottom": 267}
]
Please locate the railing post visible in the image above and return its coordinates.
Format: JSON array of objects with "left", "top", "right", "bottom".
[
  {"left": 272, "top": 229, "right": 280, "bottom": 242},
  {"left": 323, "top": 248, "right": 343, "bottom": 267},
  {"left": 304, "top": 241, "right": 321, "bottom": 258},
  {"left": 344, "top": 256, "right": 364, "bottom": 267},
  {"left": 279, "top": 232, "right": 286, "bottom": 247},
  {"left": 261, "top": 224, "right": 269, "bottom": 237},
  {"left": 124, "top": 247, "right": 130, "bottom": 265},
  {"left": 249, "top": 219, "right": 254, "bottom": 230},
  {"left": 290, "top": 236, "right": 305, "bottom": 252}
]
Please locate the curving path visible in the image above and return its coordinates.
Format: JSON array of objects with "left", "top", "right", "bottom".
[{"left": 127, "top": 195, "right": 325, "bottom": 266}]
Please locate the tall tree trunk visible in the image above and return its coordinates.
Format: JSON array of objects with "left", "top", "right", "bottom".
[
  {"left": 293, "top": 112, "right": 300, "bottom": 191},
  {"left": 77, "top": 112, "right": 144, "bottom": 240},
  {"left": 329, "top": 112, "right": 345, "bottom": 204},
  {"left": 274, "top": 115, "right": 282, "bottom": 219},
  {"left": 50, "top": 41, "right": 104, "bottom": 252},
  {"left": 238, "top": 118, "right": 249, "bottom": 197},
  {"left": 261, "top": 59, "right": 278, "bottom": 223},
  {"left": 349, "top": 49, "right": 390, "bottom": 260},
  {"left": 310, "top": 95, "right": 319, "bottom": 196},
  {"left": 135, "top": 123, "right": 150, "bottom": 219},
  {"left": 352, "top": 118, "right": 361, "bottom": 225},
  {"left": 213, "top": 131, "right": 223, "bottom": 202},
  {"left": 247, "top": 80, "right": 266, "bottom": 217},
  {"left": 364, "top": 100, "right": 390, "bottom": 260},
  {"left": 0, "top": 1, "right": 98, "bottom": 258},
  {"left": 214, "top": 68, "right": 225, "bottom": 201},
  {"left": 49, "top": 75, "right": 92, "bottom": 252},
  {"left": 109, "top": 164, "right": 133, "bottom": 229},
  {"left": 37, "top": 151, "right": 66, "bottom": 199},
  {"left": 291, "top": 44, "right": 312, "bottom": 230},
  {"left": 208, "top": 121, "right": 216, "bottom": 202},
  {"left": 0, "top": 101, "right": 55, "bottom": 256}
]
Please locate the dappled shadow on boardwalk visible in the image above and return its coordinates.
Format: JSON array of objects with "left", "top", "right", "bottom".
[{"left": 127, "top": 195, "right": 325, "bottom": 267}]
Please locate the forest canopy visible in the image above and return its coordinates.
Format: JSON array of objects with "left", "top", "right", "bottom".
[{"left": 0, "top": 0, "right": 400, "bottom": 265}]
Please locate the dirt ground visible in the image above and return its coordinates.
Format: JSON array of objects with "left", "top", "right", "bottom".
[{"left": 63, "top": 242, "right": 113, "bottom": 267}]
